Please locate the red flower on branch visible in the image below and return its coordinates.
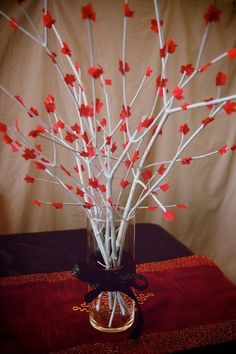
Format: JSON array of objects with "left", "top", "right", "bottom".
[
  {"left": 53, "top": 120, "right": 65, "bottom": 133},
  {"left": 132, "top": 150, "right": 139, "bottom": 163},
  {"left": 47, "top": 51, "right": 57, "bottom": 63},
  {"left": 52, "top": 202, "right": 64, "bottom": 209},
  {"left": 150, "top": 18, "right": 163, "bottom": 33},
  {"left": 28, "top": 106, "right": 39, "bottom": 118},
  {"left": 79, "top": 104, "right": 93, "bottom": 118},
  {"left": 81, "top": 3, "right": 96, "bottom": 21},
  {"left": 22, "top": 148, "right": 36, "bottom": 160},
  {"left": 202, "top": 117, "right": 214, "bottom": 126},
  {"left": 227, "top": 48, "right": 236, "bottom": 60},
  {"left": 199, "top": 62, "right": 212, "bottom": 73},
  {"left": 124, "top": 3, "right": 134, "bottom": 17},
  {"left": 119, "top": 60, "right": 130, "bottom": 75},
  {"left": 218, "top": 144, "right": 227, "bottom": 155},
  {"left": 15, "top": 95, "right": 24, "bottom": 104},
  {"left": 88, "top": 65, "right": 104, "bottom": 79},
  {"left": 64, "top": 131, "right": 78, "bottom": 143},
  {"left": 0, "top": 123, "right": 7, "bottom": 133},
  {"left": 30, "top": 200, "right": 41, "bottom": 207},
  {"left": 61, "top": 42, "right": 71, "bottom": 56},
  {"left": 9, "top": 17, "right": 18, "bottom": 30},
  {"left": 88, "top": 177, "right": 99, "bottom": 189},
  {"left": 159, "top": 183, "right": 170, "bottom": 192},
  {"left": 24, "top": 175, "right": 35, "bottom": 183},
  {"left": 180, "top": 64, "right": 194, "bottom": 76},
  {"left": 204, "top": 5, "right": 222, "bottom": 24},
  {"left": 105, "top": 79, "right": 112, "bottom": 85},
  {"left": 76, "top": 187, "right": 85, "bottom": 198},
  {"left": 100, "top": 118, "right": 107, "bottom": 127},
  {"left": 43, "top": 10, "right": 55, "bottom": 28},
  {"left": 98, "top": 184, "right": 106, "bottom": 193},
  {"left": 164, "top": 210, "right": 175, "bottom": 221},
  {"left": 95, "top": 98, "right": 103, "bottom": 113},
  {"left": 181, "top": 103, "right": 189, "bottom": 110},
  {"left": 141, "top": 169, "right": 152, "bottom": 181},
  {"left": 223, "top": 101, "right": 236, "bottom": 115},
  {"left": 44, "top": 95, "right": 55, "bottom": 113},
  {"left": 28, "top": 125, "right": 45, "bottom": 137},
  {"left": 145, "top": 66, "right": 153, "bottom": 77},
  {"left": 179, "top": 123, "right": 190, "bottom": 135},
  {"left": 148, "top": 206, "right": 158, "bottom": 211},
  {"left": 71, "top": 123, "right": 80, "bottom": 134},
  {"left": 166, "top": 37, "right": 177, "bottom": 53},
  {"left": 66, "top": 184, "right": 74, "bottom": 191},
  {"left": 181, "top": 157, "right": 192, "bottom": 165},
  {"left": 177, "top": 203, "right": 187, "bottom": 209},
  {"left": 120, "top": 179, "right": 129, "bottom": 189},
  {"left": 34, "top": 162, "right": 46, "bottom": 170},
  {"left": 216, "top": 71, "right": 228, "bottom": 86},
  {"left": 157, "top": 164, "right": 166, "bottom": 175},
  {"left": 64, "top": 74, "right": 76, "bottom": 87},
  {"left": 60, "top": 164, "right": 71, "bottom": 176},
  {"left": 120, "top": 105, "right": 131, "bottom": 120},
  {"left": 142, "top": 117, "right": 154, "bottom": 128},
  {"left": 173, "top": 86, "right": 184, "bottom": 100}
]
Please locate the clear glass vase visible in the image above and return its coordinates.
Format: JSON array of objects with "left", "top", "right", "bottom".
[{"left": 87, "top": 211, "right": 135, "bottom": 333}]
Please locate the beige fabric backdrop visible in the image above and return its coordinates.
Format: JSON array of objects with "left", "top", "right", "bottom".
[{"left": 0, "top": 0, "right": 236, "bottom": 283}]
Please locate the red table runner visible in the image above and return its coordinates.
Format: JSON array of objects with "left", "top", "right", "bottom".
[{"left": 0, "top": 255, "right": 236, "bottom": 353}]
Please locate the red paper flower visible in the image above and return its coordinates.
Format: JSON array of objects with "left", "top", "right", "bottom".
[
  {"left": 120, "top": 105, "right": 131, "bottom": 120},
  {"left": 119, "top": 60, "right": 130, "bottom": 75},
  {"left": 95, "top": 98, "right": 103, "bottom": 113},
  {"left": 181, "top": 157, "right": 192, "bottom": 165},
  {"left": 142, "top": 117, "right": 154, "bottom": 128},
  {"left": 64, "top": 74, "right": 76, "bottom": 87},
  {"left": 52, "top": 202, "right": 64, "bottom": 209},
  {"left": 218, "top": 144, "right": 227, "bottom": 155},
  {"left": 22, "top": 148, "right": 36, "bottom": 160},
  {"left": 88, "top": 177, "right": 99, "bottom": 189},
  {"left": 60, "top": 164, "right": 71, "bottom": 176},
  {"left": 156, "top": 75, "right": 168, "bottom": 88},
  {"left": 28, "top": 125, "right": 45, "bottom": 138},
  {"left": 120, "top": 179, "right": 129, "bottom": 189},
  {"left": 180, "top": 64, "right": 194, "bottom": 76},
  {"left": 61, "top": 42, "right": 71, "bottom": 56},
  {"left": 227, "top": 48, "right": 236, "bottom": 60},
  {"left": 179, "top": 124, "right": 190, "bottom": 135},
  {"left": 0, "top": 123, "right": 7, "bottom": 133},
  {"left": 150, "top": 18, "right": 163, "bottom": 33},
  {"left": 98, "top": 184, "right": 106, "bottom": 193},
  {"left": 105, "top": 79, "right": 112, "bottom": 85},
  {"left": 145, "top": 66, "right": 153, "bottom": 77},
  {"left": 141, "top": 169, "right": 152, "bottom": 181},
  {"left": 76, "top": 187, "right": 85, "bottom": 197},
  {"left": 24, "top": 175, "right": 35, "bottom": 183},
  {"left": 177, "top": 203, "right": 187, "bottom": 209},
  {"left": 173, "top": 86, "right": 184, "bottom": 100},
  {"left": 53, "top": 120, "right": 65, "bottom": 133},
  {"left": 204, "top": 5, "right": 222, "bottom": 24},
  {"left": 64, "top": 131, "right": 78, "bottom": 143},
  {"left": 166, "top": 37, "right": 177, "bottom": 53},
  {"left": 157, "top": 164, "right": 166, "bottom": 175},
  {"left": 159, "top": 183, "right": 169, "bottom": 192},
  {"left": 15, "top": 95, "right": 24, "bottom": 104},
  {"left": 181, "top": 103, "right": 188, "bottom": 110},
  {"left": 216, "top": 71, "right": 227, "bottom": 86},
  {"left": 9, "top": 17, "right": 18, "bottom": 30},
  {"left": 199, "top": 62, "right": 211, "bottom": 73},
  {"left": 223, "top": 101, "right": 236, "bottom": 115},
  {"left": 44, "top": 95, "right": 55, "bottom": 113},
  {"left": 148, "top": 206, "right": 158, "bottom": 211},
  {"left": 28, "top": 106, "right": 39, "bottom": 118},
  {"left": 66, "top": 184, "right": 74, "bottom": 191},
  {"left": 34, "top": 162, "right": 46, "bottom": 170},
  {"left": 132, "top": 150, "right": 139, "bottom": 163},
  {"left": 100, "top": 118, "right": 107, "bottom": 127},
  {"left": 81, "top": 3, "right": 96, "bottom": 21},
  {"left": 164, "top": 210, "right": 175, "bottom": 221},
  {"left": 31, "top": 199, "right": 41, "bottom": 207},
  {"left": 71, "top": 123, "right": 80, "bottom": 134},
  {"left": 47, "top": 51, "right": 57, "bottom": 63},
  {"left": 88, "top": 65, "right": 104, "bottom": 79},
  {"left": 43, "top": 10, "right": 55, "bottom": 28},
  {"left": 79, "top": 104, "right": 93, "bottom": 118},
  {"left": 202, "top": 117, "right": 214, "bottom": 126},
  {"left": 124, "top": 3, "right": 134, "bottom": 17}
]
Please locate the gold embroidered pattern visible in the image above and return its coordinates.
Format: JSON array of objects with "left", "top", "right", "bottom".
[
  {"left": 51, "top": 319, "right": 236, "bottom": 354},
  {"left": 0, "top": 255, "right": 214, "bottom": 287}
]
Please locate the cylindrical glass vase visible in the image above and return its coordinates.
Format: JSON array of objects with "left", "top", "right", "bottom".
[{"left": 87, "top": 212, "right": 135, "bottom": 333}]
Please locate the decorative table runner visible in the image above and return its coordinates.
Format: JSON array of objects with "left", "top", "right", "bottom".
[{"left": 0, "top": 255, "right": 236, "bottom": 353}]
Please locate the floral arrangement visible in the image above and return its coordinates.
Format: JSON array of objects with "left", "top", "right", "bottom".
[{"left": 0, "top": 0, "right": 236, "bottom": 334}]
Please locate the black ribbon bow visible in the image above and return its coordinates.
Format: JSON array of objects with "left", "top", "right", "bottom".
[{"left": 73, "top": 262, "right": 148, "bottom": 339}]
